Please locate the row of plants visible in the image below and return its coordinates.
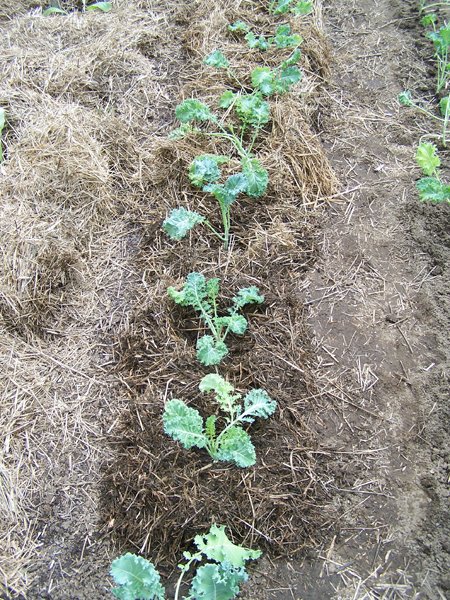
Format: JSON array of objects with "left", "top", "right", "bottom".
[
  {"left": 109, "top": 1, "right": 315, "bottom": 598},
  {"left": 398, "top": 0, "right": 450, "bottom": 203}
]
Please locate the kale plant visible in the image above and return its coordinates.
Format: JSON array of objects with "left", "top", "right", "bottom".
[
  {"left": 167, "top": 272, "right": 264, "bottom": 366},
  {"left": 110, "top": 524, "right": 261, "bottom": 600},
  {"left": 415, "top": 142, "right": 450, "bottom": 203},
  {"left": 163, "top": 374, "right": 277, "bottom": 467},
  {"left": 162, "top": 92, "right": 269, "bottom": 249},
  {"left": 426, "top": 22, "right": 450, "bottom": 92},
  {"left": 268, "top": 0, "right": 313, "bottom": 16}
]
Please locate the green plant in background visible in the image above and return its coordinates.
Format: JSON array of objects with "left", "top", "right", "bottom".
[
  {"left": 110, "top": 524, "right": 261, "bottom": 600},
  {"left": 268, "top": 0, "right": 313, "bottom": 15},
  {"left": 167, "top": 272, "right": 264, "bottom": 366},
  {"left": 163, "top": 96, "right": 269, "bottom": 248},
  {"left": 426, "top": 23, "right": 450, "bottom": 92},
  {"left": 398, "top": 90, "right": 449, "bottom": 146},
  {"left": 43, "top": 1, "right": 111, "bottom": 15},
  {"left": 228, "top": 22, "right": 303, "bottom": 52},
  {"left": 163, "top": 374, "right": 277, "bottom": 467},
  {"left": 415, "top": 142, "right": 450, "bottom": 202},
  {"left": 0, "top": 108, "right": 5, "bottom": 164}
]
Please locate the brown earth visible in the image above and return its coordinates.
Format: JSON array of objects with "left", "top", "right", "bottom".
[{"left": 0, "top": 0, "right": 448, "bottom": 599}]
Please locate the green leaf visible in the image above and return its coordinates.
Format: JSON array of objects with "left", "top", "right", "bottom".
[
  {"left": 175, "top": 99, "right": 215, "bottom": 123},
  {"left": 232, "top": 286, "right": 264, "bottom": 309},
  {"left": 110, "top": 553, "right": 165, "bottom": 600},
  {"left": 197, "top": 335, "right": 229, "bottom": 366},
  {"left": 167, "top": 272, "right": 208, "bottom": 308},
  {"left": 218, "top": 90, "right": 236, "bottom": 109},
  {"left": 398, "top": 90, "right": 414, "bottom": 107},
  {"left": 216, "top": 314, "right": 248, "bottom": 335},
  {"left": 86, "top": 2, "right": 112, "bottom": 11},
  {"left": 420, "top": 13, "right": 437, "bottom": 27},
  {"left": 200, "top": 374, "right": 234, "bottom": 397},
  {"left": 241, "top": 389, "right": 277, "bottom": 422},
  {"left": 188, "top": 563, "right": 248, "bottom": 600},
  {"left": 272, "top": 0, "right": 292, "bottom": 14},
  {"left": 245, "top": 32, "right": 270, "bottom": 51},
  {"left": 199, "top": 374, "right": 240, "bottom": 413},
  {"left": 416, "top": 142, "right": 440, "bottom": 176},
  {"left": 189, "top": 154, "right": 228, "bottom": 187},
  {"left": 163, "top": 399, "right": 207, "bottom": 449},
  {"left": 291, "top": 0, "right": 313, "bottom": 15},
  {"left": 204, "top": 173, "right": 247, "bottom": 207},
  {"left": 204, "top": 50, "right": 230, "bottom": 69},
  {"left": 194, "top": 524, "right": 261, "bottom": 567},
  {"left": 206, "top": 278, "right": 220, "bottom": 303},
  {"left": 168, "top": 123, "right": 193, "bottom": 140},
  {"left": 43, "top": 6, "right": 67, "bottom": 14},
  {"left": 416, "top": 177, "right": 450, "bottom": 203},
  {"left": 278, "top": 65, "right": 302, "bottom": 91},
  {"left": 235, "top": 94, "right": 270, "bottom": 127},
  {"left": 228, "top": 20, "right": 250, "bottom": 33},
  {"left": 271, "top": 24, "right": 303, "bottom": 48},
  {"left": 216, "top": 427, "right": 256, "bottom": 467},
  {"left": 251, "top": 67, "right": 277, "bottom": 96},
  {"left": 281, "top": 48, "right": 302, "bottom": 67},
  {"left": 439, "top": 95, "right": 449, "bottom": 117},
  {"left": 162, "top": 207, "right": 205, "bottom": 241},
  {"left": 241, "top": 158, "right": 269, "bottom": 197}
]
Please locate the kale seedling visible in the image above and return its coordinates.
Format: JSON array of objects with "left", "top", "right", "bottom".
[
  {"left": 268, "top": 0, "right": 313, "bottom": 15},
  {"left": 162, "top": 94, "right": 269, "bottom": 249},
  {"left": 426, "top": 23, "right": 450, "bottom": 92},
  {"left": 110, "top": 524, "right": 261, "bottom": 600},
  {"left": 163, "top": 374, "right": 277, "bottom": 467},
  {"left": 415, "top": 142, "right": 450, "bottom": 203},
  {"left": 167, "top": 272, "right": 264, "bottom": 366}
]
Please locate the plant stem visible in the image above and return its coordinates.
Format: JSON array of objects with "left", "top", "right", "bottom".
[{"left": 203, "top": 219, "right": 226, "bottom": 242}]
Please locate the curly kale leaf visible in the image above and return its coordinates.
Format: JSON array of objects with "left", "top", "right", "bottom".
[
  {"left": 194, "top": 524, "right": 261, "bottom": 567},
  {"left": 215, "top": 427, "right": 256, "bottom": 467},
  {"left": 197, "top": 335, "right": 229, "bottom": 366},
  {"left": 162, "top": 207, "right": 205, "bottom": 241},
  {"left": 187, "top": 563, "right": 248, "bottom": 600},
  {"left": 189, "top": 154, "right": 229, "bottom": 188},
  {"left": 204, "top": 50, "right": 230, "bottom": 69},
  {"left": 241, "top": 389, "right": 277, "bottom": 423},
  {"left": 175, "top": 99, "right": 216, "bottom": 123},
  {"left": 241, "top": 158, "right": 269, "bottom": 197},
  {"left": 235, "top": 94, "right": 270, "bottom": 127},
  {"left": 232, "top": 286, "right": 265, "bottom": 309},
  {"left": 228, "top": 20, "right": 250, "bottom": 33},
  {"left": 291, "top": 0, "right": 313, "bottom": 15},
  {"left": 416, "top": 177, "right": 450, "bottom": 203},
  {"left": 110, "top": 553, "right": 165, "bottom": 600},
  {"left": 163, "top": 399, "right": 207, "bottom": 449},
  {"left": 416, "top": 142, "right": 440, "bottom": 176},
  {"left": 245, "top": 31, "right": 271, "bottom": 51},
  {"left": 270, "top": 24, "right": 303, "bottom": 48},
  {"left": 167, "top": 272, "right": 215, "bottom": 310}
]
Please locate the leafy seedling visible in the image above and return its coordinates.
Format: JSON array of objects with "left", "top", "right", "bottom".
[
  {"left": 164, "top": 96, "right": 269, "bottom": 247},
  {"left": 110, "top": 524, "right": 261, "bottom": 600},
  {"left": 163, "top": 374, "right": 277, "bottom": 467},
  {"left": 426, "top": 23, "right": 450, "bottom": 92},
  {"left": 415, "top": 142, "right": 450, "bottom": 203},
  {"left": 86, "top": 2, "right": 112, "bottom": 11},
  {"left": 167, "top": 272, "right": 264, "bottom": 366},
  {"left": 269, "top": 0, "right": 313, "bottom": 15}
]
